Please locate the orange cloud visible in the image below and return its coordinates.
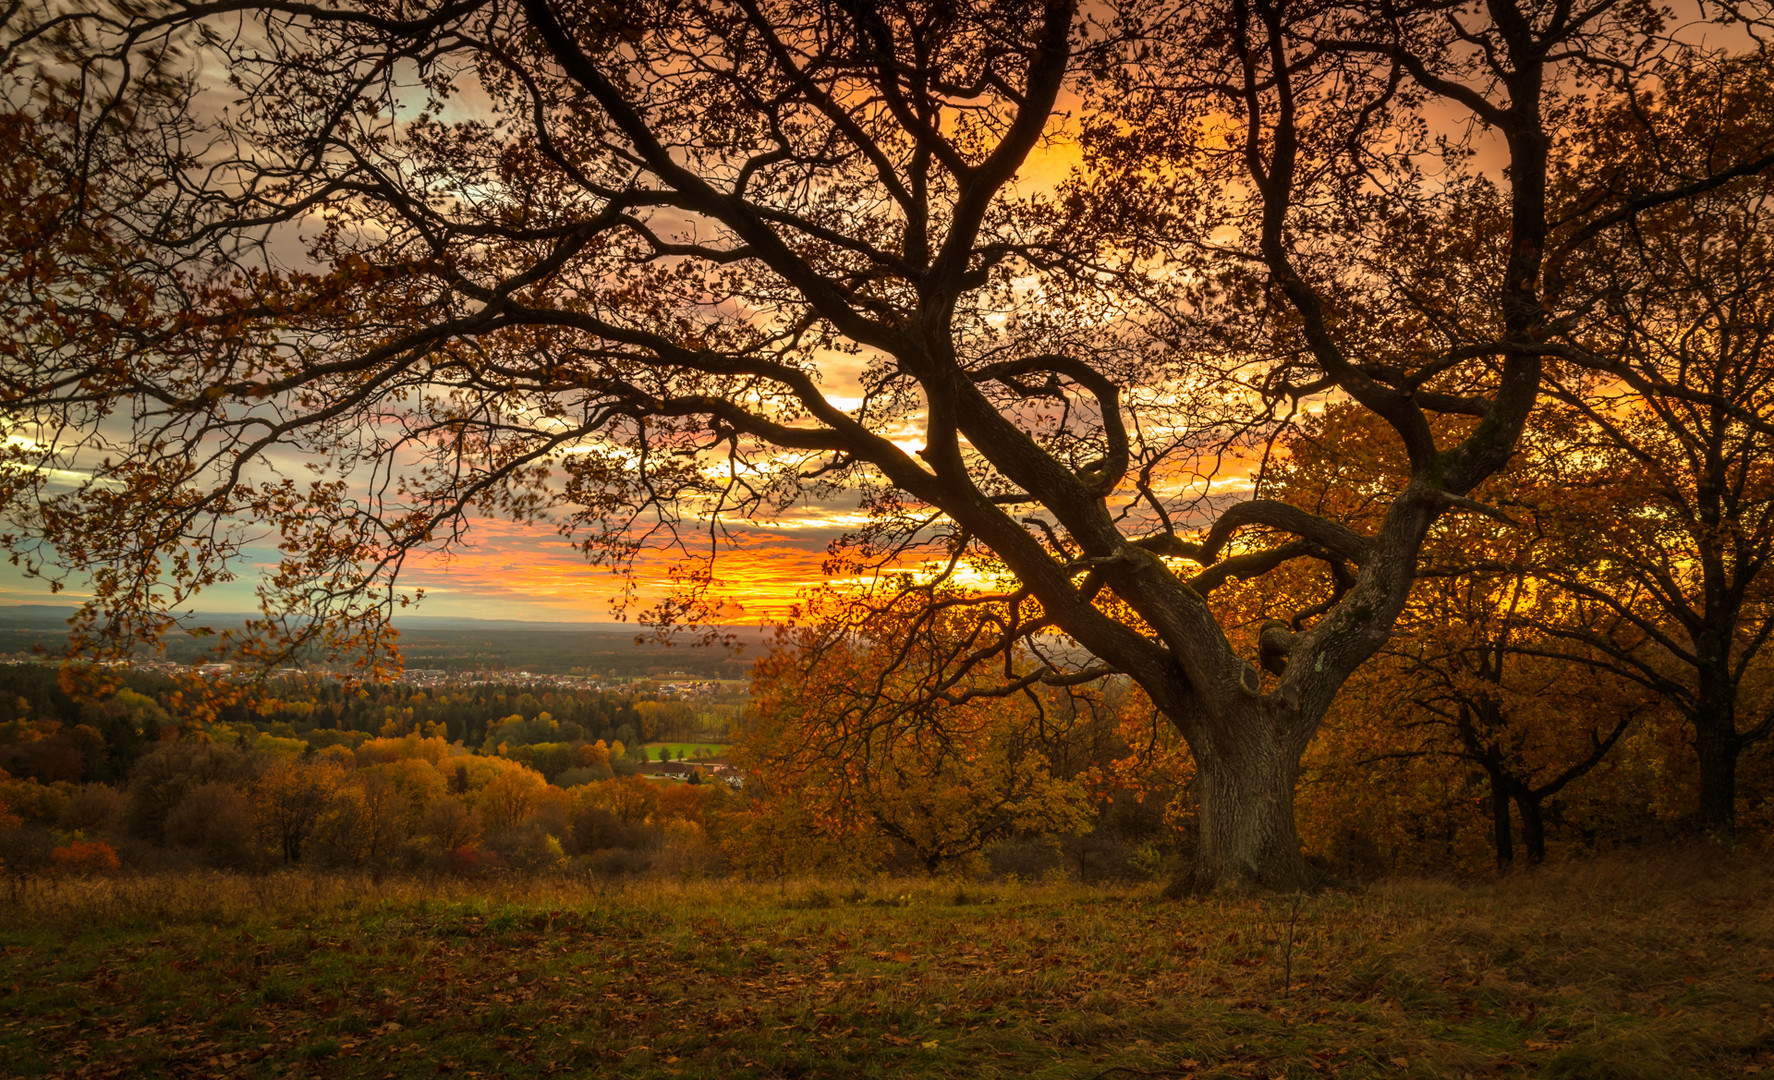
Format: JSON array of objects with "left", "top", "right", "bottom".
[
  {"left": 398, "top": 517, "right": 842, "bottom": 624},
  {"left": 397, "top": 420, "right": 1272, "bottom": 626}
]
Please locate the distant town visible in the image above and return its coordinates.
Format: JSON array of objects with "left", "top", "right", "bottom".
[{"left": 0, "top": 606, "right": 770, "bottom": 688}]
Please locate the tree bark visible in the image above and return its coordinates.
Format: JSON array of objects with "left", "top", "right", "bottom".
[
  {"left": 1514, "top": 788, "right": 1546, "bottom": 867},
  {"left": 1487, "top": 763, "right": 1515, "bottom": 871},
  {"left": 1166, "top": 700, "right": 1315, "bottom": 893},
  {"left": 1694, "top": 664, "right": 1741, "bottom": 843},
  {"left": 1694, "top": 720, "right": 1740, "bottom": 844}
]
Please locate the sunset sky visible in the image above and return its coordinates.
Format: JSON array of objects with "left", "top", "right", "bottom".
[
  {"left": 0, "top": 504, "right": 858, "bottom": 625},
  {"left": 392, "top": 511, "right": 862, "bottom": 625},
  {"left": 0, "top": 130, "right": 1114, "bottom": 627}
]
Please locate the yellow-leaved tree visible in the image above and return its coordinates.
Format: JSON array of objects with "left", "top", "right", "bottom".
[
  {"left": 733, "top": 609, "right": 1092, "bottom": 875},
  {"left": 1262, "top": 404, "right": 1664, "bottom": 873}
]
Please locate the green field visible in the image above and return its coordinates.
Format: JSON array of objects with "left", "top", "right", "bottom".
[
  {"left": 642, "top": 742, "right": 728, "bottom": 759},
  {"left": 1, "top": 853, "right": 1770, "bottom": 1079}
]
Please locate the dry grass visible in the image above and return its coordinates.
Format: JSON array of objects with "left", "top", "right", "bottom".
[{"left": 2, "top": 849, "right": 1770, "bottom": 1078}]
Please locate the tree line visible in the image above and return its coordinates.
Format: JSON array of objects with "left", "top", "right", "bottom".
[
  {"left": 7, "top": 542, "right": 1766, "bottom": 886},
  {"left": 0, "top": 667, "right": 742, "bottom": 879},
  {"left": 0, "top": 665, "right": 737, "bottom": 779}
]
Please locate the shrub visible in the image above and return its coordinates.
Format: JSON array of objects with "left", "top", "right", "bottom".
[
  {"left": 556, "top": 763, "right": 614, "bottom": 788},
  {"left": 50, "top": 839, "right": 120, "bottom": 875},
  {"left": 58, "top": 783, "right": 124, "bottom": 835},
  {"left": 656, "top": 819, "right": 723, "bottom": 879},
  {"left": 165, "top": 781, "right": 259, "bottom": 869},
  {"left": 419, "top": 796, "right": 480, "bottom": 851},
  {"left": 585, "top": 846, "right": 656, "bottom": 877},
  {"left": 445, "top": 845, "right": 502, "bottom": 876},
  {"left": 0, "top": 824, "right": 55, "bottom": 880},
  {"left": 487, "top": 824, "right": 567, "bottom": 872},
  {"left": 571, "top": 805, "right": 661, "bottom": 854}
]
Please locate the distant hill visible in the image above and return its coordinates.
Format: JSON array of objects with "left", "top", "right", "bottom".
[
  {"left": 0, "top": 606, "right": 777, "bottom": 678},
  {"left": 0, "top": 605, "right": 85, "bottom": 631}
]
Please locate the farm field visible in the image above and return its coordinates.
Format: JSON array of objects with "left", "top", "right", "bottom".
[
  {"left": 1, "top": 852, "right": 1770, "bottom": 1079},
  {"left": 642, "top": 743, "right": 729, "bottom": 760}
]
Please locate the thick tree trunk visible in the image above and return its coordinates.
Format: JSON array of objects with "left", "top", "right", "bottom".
[
  {"left": 1694, "top": 668, "right": 1741, "bottom": 843},
  {"left": 1514, "top": 790, "right": 1546, "bottom": 867},
  {"left": 1486, "top": 765, "right": 1515, "bottom": 872},
  {"left": 1166, "top": 702, "right": 1315, "bottom": 894},
  {"left": 1140, "top": 488, "right": 1438, "bottom": 895},
  {"left": 1695, "top": 723, "right": 1740, "bottom": 843}
]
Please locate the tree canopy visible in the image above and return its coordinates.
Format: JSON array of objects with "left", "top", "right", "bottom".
[{"left": 3, "top": 0, "right": 1773, "bottom": 889}]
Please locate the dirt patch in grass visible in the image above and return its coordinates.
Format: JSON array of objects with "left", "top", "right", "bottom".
[{"left": 1, "top": 850, "right": 1770, "bottom": 1079}]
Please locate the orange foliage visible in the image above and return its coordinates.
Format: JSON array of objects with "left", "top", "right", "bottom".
[
  {"left": 654, "top": 782, "right": 717, "bottom": 827},
  {"left": 50, "top": 840, "right": 119, "bottom": 875},
  {"left": 732, "top": 622, "right": 1091, "bottom": 874},
  {"left": 1099, "top": 688, "right": 1196, "bottom": 841},
  {"left": 355, "top": 735, "right": 456, "bottom": 767}
]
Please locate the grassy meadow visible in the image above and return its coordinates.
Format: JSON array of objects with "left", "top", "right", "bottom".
[
  {"left": 2, "top": 852, "right": 1770, "bottom": 1079},
  {"left": 641, "top": 743, "right": 729, "bottom": 760}
]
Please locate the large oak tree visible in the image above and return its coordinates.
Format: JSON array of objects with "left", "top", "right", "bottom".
[
  {"left": 1, "top": 0, "right": 1770, "bottom": 888},
  {"left": 1254, "top": 404, "right": 1648, "bottom": 870}
]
